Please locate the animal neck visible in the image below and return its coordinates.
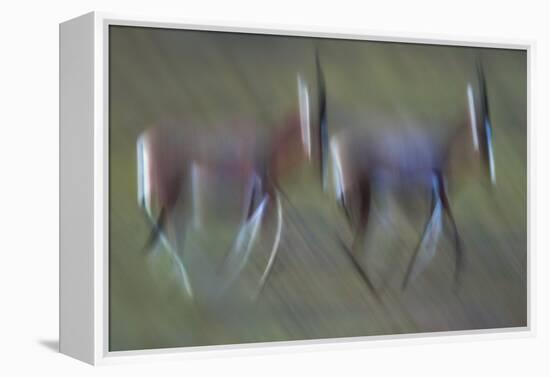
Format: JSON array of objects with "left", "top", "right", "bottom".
[
  {"left": 267, "top": 112, "right": 304, "bottom": 186},
  {"left": 442, "top": 116, "right": 481, "bottom": 182}
]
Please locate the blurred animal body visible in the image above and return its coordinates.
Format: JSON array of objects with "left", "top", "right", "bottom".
[
  {"left": 137, "top": 74, "right": 327, "bottom": 299},
  {"left": 329, "top": 62, "right": 495, "bottom": 289}
]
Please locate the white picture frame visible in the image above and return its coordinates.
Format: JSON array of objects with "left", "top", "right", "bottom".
[{"left": 59, "top": 11, "right": 533, "bottom": 365}]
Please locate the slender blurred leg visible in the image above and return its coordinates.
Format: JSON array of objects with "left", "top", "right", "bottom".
[
  {"left": 167, "top": 228, "right": 194, "bottom": 299},
  {"left": 434, "top": 171, "right": 463, "bottom": 287},
  {"left": 219, "top": 193, "right": 269, "bottom": 295},
  {"left": 255, "top": 191, "right": 283, "bottom": 298},
  {"left": 142, "top": 207, "right": 167, "bottom": 255},
  {"left": 339, "top": 177, "right": 379, "bottom": 297},
  {"left": 350, "top": 175, "right": 372, "bottom": 257},
  {"left": 402, "top": 174, "right": 443, "bottom": 289},
  {"left": 162, "top": 193, "right": 195, "bottom": 299}
]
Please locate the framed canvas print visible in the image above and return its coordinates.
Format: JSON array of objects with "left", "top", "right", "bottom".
[{"left": 59, "top": 12, "right": 531, "bottom": 365}]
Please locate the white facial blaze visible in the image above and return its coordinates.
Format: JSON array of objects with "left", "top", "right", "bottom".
[
  {"left": 486, "top": 119, "right": 496, "bottom": 185},
  {"left": 467, "top": 84, "right": 479, "bottom": 150},
  {"left": 297, "top": 75, "right": 311, "bottom": 159},
  {"left": 330, "top": 137, "right": 345, "bottom": 200},
  {"left": 137, "top": 133, "right": 152, "bottom": 216}
]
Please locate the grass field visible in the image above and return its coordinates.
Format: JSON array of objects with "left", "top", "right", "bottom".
[{"left": 108, "top": 26, "right": 527, "bottom": 351}]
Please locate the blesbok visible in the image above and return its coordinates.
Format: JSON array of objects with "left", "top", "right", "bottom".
[
  {"left": 327, "top": 61, "right": 495, "bottom": 290},
  {"left": 136, "top": 70, "right": 327, "bottom": 299}
]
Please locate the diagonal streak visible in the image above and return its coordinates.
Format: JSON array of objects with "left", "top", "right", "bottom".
[
  {"left": 255, "top": 192, "right": 283, "bottom": 297},
  {"left": 406, "top": 199, "right": 443, "bottom": 285},
  {"left": 219, "top": 196, "right": 269, "bottom": 293}
]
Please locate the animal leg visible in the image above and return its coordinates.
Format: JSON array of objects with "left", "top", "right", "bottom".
[
  {"left": 434, "top": 171, "right": 463, "bottom": 287},
  {"left": 142, "top": 207, "right": 168, "bottom": 255},
  {"left": 254, "top": 191, "right": 283, "bottom": 298},
  {"left": 350, "top": 177, "right": 372, "bottom": 257},
  {"left": 142, "top": 209, "right": 194, "bottom": 299},
  {"left": 162, "top": 202, "right": 195, "bottom": 299},
  {"left": 217, "top": 174, "right": 260, "bottom": 272},
  {"left": 166, "top": 239, "right": 194, "bottom": 299},
  {"left": 341, "top": 177, "right": 379, "bottom": 296},
  {"left": 402, "top": 175, "right": 443, "bottom": 289},
  {"left": 218, "top": 194, "right": 269, "bottom": 295},
  {"left": 242, "top": 173, "right": 261, "bottom": 222}
]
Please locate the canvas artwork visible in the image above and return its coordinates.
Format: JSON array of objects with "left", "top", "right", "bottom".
[{"left": 108, "top": 25, "right": 527, "bottom": 351}]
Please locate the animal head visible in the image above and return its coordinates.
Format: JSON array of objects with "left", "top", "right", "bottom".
[
  {"left": 268, "top": 51, "right": 329, "bottom": 188},
  {"left": 137, "top": 127, "right": 188, "bottom": 225},
  {"left": 295, "top": 50, "right": 329, "bottom": 188},
  {"left": 466, "top": 60, "right": 496, "bottom": 185}
]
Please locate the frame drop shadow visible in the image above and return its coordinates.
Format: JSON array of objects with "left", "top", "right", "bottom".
[{"left": 38, "top": 339, "right": 59, "bottom": 353}]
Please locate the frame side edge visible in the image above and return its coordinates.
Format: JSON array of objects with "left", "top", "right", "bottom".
[{"left": 59, "top": 12, "right": 95, "bottom": 365}]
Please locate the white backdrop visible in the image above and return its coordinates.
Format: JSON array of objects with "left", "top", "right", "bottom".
[{"left": 1, "top": 0, "right": 548, "bottom": 375}]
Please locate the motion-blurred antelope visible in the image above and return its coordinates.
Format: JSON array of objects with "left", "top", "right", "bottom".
[
  {"left": 328, "top": 61, "right": 495, "bottom": 290},
  {"left": 137, "top": 69, "right": 327, "bottom": 299}
]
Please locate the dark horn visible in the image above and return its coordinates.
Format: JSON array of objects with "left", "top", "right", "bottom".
[
  {"left": 476, "top": 59, "right": 496, "bottom": 185},
  {"left": 476, "top": 59, "right": 490, "bottom": 123},
  {"left": 315, "top": 48, "right": 329, "bottom": 190}
]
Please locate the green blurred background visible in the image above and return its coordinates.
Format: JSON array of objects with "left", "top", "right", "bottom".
[{"left": 108, "top": 26, "right": 527, "bottom": 351}]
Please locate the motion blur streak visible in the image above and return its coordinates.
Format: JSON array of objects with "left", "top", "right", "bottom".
[{"left": 109, "top": 25, "right": 527, "bottom": 351}]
